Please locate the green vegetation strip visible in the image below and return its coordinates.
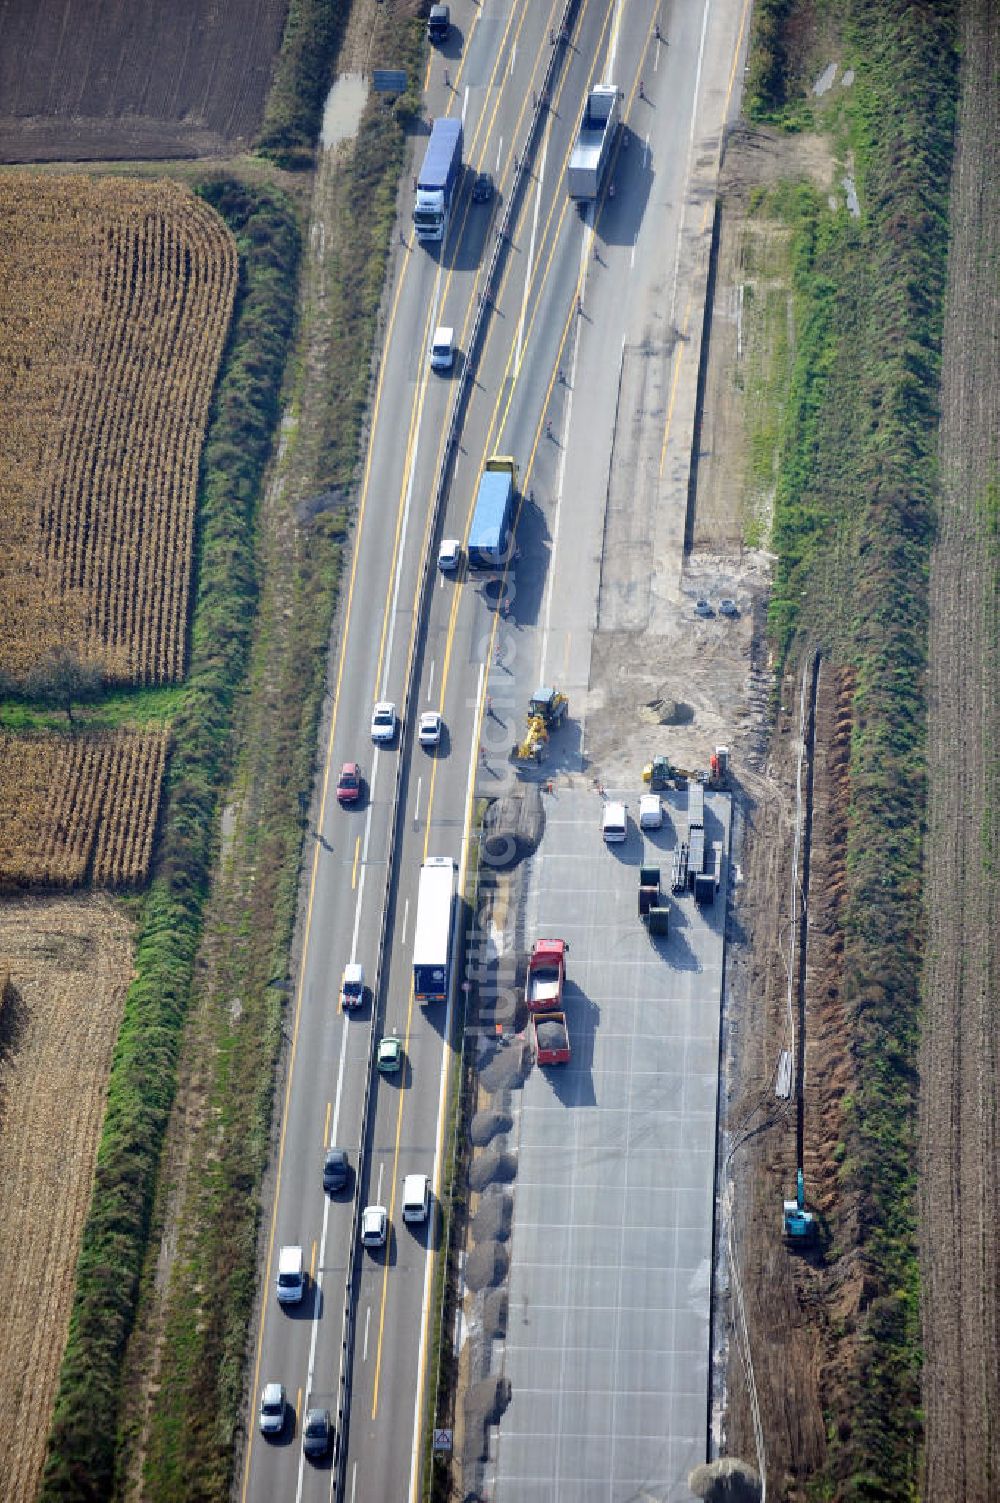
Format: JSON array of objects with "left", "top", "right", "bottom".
[
  {"left": 40, "top": 180, "right": 301, "bottom": 1503},
  {"left": 257, "top": 0, "right": 351, "bottom": 170},
  {"left": 761, "top": 1, "right": 958, "bottom": 1496}
]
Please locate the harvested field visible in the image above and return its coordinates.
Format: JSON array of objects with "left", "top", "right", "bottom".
[
  {"left": 0, "top": 0, "right": 288, "bottom": 163},
  {"left": 0, "top": 174, "right": 237, "bottom": 686},
  {"left": 919, "top": 2, "right": 1000, "bottom": 1496},
  {"left": 0, "top": 728, "right": 169, "bottom": 890},
  {"left": 0, "top": 895, "right": 134, "bottom": 1503}
]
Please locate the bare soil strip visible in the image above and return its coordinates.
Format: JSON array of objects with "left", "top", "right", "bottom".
[
  {"left": 919, "top": 3, "right": 1000, "bottom": 1498},
  {"left": 0, "top": 897, "right": 133, "bottom": 1502}
]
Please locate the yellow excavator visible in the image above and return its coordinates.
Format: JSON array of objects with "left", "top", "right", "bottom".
[{"left": 512, "top": 686, "right": 569, "bottom": 762}]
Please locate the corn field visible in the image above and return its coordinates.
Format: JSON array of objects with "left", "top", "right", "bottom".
[
  {"left": 0, "top": 728, "right": 170, "bottom": 889},
  {"left": 0, "top": 174, "right": 237, "bottom": 686}
]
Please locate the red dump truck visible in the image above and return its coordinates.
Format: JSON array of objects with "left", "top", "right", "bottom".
[
  {"left": 532, "top": 1011, "right": 571, "bottom": 1065},
  {"left": 526, "top": 938, "right": 568, "bottom": 1012}
]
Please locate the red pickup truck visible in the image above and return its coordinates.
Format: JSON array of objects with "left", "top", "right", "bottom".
[
  {"left": 532, "top": 1010, "right": 571, "bottom": 1065},
  {"left": 525, "top": 938, "right": 568, "bottom": 1013}
]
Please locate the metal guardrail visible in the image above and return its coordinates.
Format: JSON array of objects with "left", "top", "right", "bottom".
[{"left": 330, "top": 6, "right": 581, "bottom": 1496}]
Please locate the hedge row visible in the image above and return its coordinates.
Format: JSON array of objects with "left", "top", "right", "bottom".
[
  {"left": 256, "top": 0, "right": 350, "bottom": 169},
  {"left": 40, "top": 180, "right": 301, "bottom": 1503},
  {"left": 763, "top": 1, "right": 958, "bottom": 1497}
]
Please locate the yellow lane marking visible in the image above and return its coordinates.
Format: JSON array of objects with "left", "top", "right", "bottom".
[
  {"left": 352, "top": 834, "right": 361, "bottom": 891},
  {"left": 324, "top": 1099, "right": 332, "bottom": 1144},
  {"left": 659, "top": 289, "right": 693, "bottom": 478},
  {"left": 372, "top": 1, "right": 537, "bottom": 697},
  {"left": 370, "top": 978, "right": 416, "bottom": 1418},
  {"left": 239, "top": 45, "right": 463, "bottom": 1502},
  {"left": 724, "top": 0, "right": 754, "bottom": 120},
  {"left": 368, "top": 0, "right": 648, "bottom": 1438}
]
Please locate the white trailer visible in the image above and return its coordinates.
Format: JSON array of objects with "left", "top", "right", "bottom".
[
  {"left": 412, "top": 856, "right": 457, "bottom": 1002},
  {"left": 567, "top": 84, "right": 620, "bottom": 200}
]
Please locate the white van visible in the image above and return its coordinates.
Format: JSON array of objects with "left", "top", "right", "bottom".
[
  {"left": 430, "top": 326, "right": 455, "bottom": 372},
  {"left": 276, "top": 1245, "right": 304, "bottom": 1304},
  {"left": 639, "top": 794, "right": 663, "bottom": 830},
  {"left": 602, "top": 801, "right": 627, "bottom": 843},
  {"left": 402, "top": 1173, "right": 431, "bottom": 1223}
]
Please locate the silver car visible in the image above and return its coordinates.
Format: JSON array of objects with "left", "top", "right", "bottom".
[{"left": 259, "top": 1382, "right": 286, "bottom": 1437}]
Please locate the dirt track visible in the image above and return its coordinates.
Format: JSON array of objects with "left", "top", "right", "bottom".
[
  {"left": 918, "top": 3, "right": 1000, "bottom": 1498},
  {"left": 0, "top": 896, "right": 133, "bottom": 1502}
]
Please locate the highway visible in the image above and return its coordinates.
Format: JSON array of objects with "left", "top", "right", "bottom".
[{"left": 240, "top": 2, "right": 750, "bottom": 1501}]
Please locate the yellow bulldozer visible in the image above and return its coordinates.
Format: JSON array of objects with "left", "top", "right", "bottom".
[{"left": 512, "top": 686, "right": 569, "bottom": 763}]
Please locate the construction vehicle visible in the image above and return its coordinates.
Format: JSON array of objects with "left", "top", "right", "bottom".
[
  {"left": 532, "top": 1010, "right": 570, "bottom": 1065},
  {"left": 526, "top": 938, "right": 568, "bottom": 1012},
  {"left": 512, "top": 685, "right": 569, "bottom": 763},
  {"left": 528, "top": 686, "right": 568, "bottom": 728},
  {"left": 708, "top": 745, "right": 730, "bottom": 787},
  {"left": 782, "top": 1169, "right": 816, "bottom": 1243},
  {"left": 642, "top": 755, "right": 674, "bottom": 791}
]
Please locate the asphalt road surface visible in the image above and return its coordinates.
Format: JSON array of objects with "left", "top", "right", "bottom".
[{"left": 240, "top": 2, "right": 750, "bottom": 1501}]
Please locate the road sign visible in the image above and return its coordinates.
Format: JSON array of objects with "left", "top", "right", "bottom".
[
  {"left": 432, "top": 1428, "right": 453, "bottom": 1452},
  {"left": 373, "top": 69, "right": 408, "bottom": 95}
]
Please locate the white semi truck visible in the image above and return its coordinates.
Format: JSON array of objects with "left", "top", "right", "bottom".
[{"left": 567, "top": 84, "right": 620, "bottom": 201}]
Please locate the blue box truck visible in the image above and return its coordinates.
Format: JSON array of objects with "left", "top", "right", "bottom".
[{"left": 468, "top": 456, "right": 518, "bottom": 569}]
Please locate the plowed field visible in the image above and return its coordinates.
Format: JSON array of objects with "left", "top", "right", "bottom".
[
  {"left": 0, "top": 896, "right": 133, "bottom": 1503},
  {"left": 0, "top": 0, "right": 287, "bottom": 163},
  {"left": 0, "top": 174, "right": 236, "bottom": 686},
  {"left": 919, "top": 3, "right": 1000, "bottom": 1497}
]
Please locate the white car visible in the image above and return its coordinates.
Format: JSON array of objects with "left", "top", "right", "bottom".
[
  {"left": 602, "top": 801, "right": 627, "bottom": 843},
  {"left": 429, "top": 325, "right": 455, "bottom": 371},
  {"left": 419, "top": 711, "right": 443, "bottom": 747},
  {"left": 639, "top": 794, "right": 663, "bottom": 830},
  {"left": 437, "top": 538, "right": 461, "bottom": 572},
  {"left": 370, "top": 700, "right": 397, "bottom": 743},
  {"left": 259, "top": 1382, "right": 286, "bottom": 1436},
  {"left": 340, "top": 962, "right": 365, "bottom": 1011},
  {"left": 402, "top": 1173, "right": 431, "bottom": 1223},
  {"left": 361, "top": 1204, "right": 388, "bottom": 1248},
  {"left": 275, "top": 1244, "right": 304, "bottom": 1304}
]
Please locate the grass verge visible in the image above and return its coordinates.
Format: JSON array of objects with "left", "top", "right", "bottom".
[
  {"left": 39, "top": 180, "right": 301, "bottom": 1503},
  {"left": 756, "top": 0, "right": 958, "bottom": 1497},
  {"left": 256, "top": 0, "right": 351, "bottom": 170}
]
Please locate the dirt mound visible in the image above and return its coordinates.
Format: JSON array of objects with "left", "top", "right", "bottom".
[
  {"left": 689, "top": 1458, "right": 761, "bottom": 1501},
  {"left": 463, "top": 1376, "right": 512, "bottom": 1463},
  {"left": 481, "top": 786, "right": 544, "bottom": 869},
  {"left": 479, "top": 1038, "right": 530, "bottom": 1092},
  {"left": 640, "top": 696, "right": 694, "bottom": 726},
  {"left": 468, "top": 1149, "right": 517, "bottom": 1193},
  {"left": 470, "top": 1190, "right": 512, "bottom": 1244},
  {"left": 469, "top": 1104, "right": 513, "bottom": 1146},
  {"left": 482, "top": 1287, "right": 508, "bottom": 1338},
  {"left": 465, "top": 1239, "right": 509, "bottom": 1292}
]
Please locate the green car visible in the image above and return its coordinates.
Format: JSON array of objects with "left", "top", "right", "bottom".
[{"left": 377, "top": 1031, "right": 404, "bottom": 1074}]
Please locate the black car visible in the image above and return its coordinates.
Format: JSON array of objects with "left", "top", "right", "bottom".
[
  {"left": 472, "top": 171, "right": 494, "bottom": 204},
  {"left": 303, "top": 1407, "right": 332, "bottom": 1460},
  {"left": 427, "top": 4, "right": 450, "bottom": 43},
  {"left": 323, "top": 1147, "right": 348, "bottom": 1193}
]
